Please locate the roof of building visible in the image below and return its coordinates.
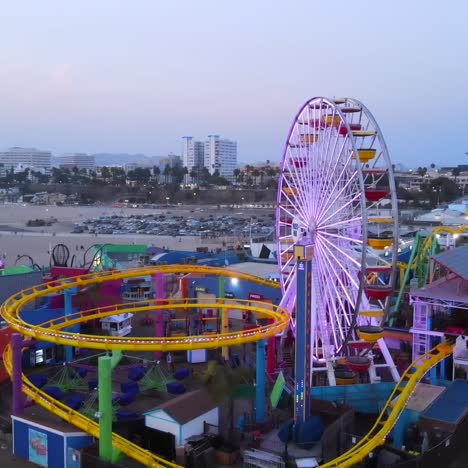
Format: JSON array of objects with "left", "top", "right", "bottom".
[
  {"left": 422, "top": 380, "right": 468, "bottom": 425},
  {"left": 411, "top": 277, "right": 468, "bottom": 303},
  {"left": 226, "top": 261, "right": 278, "bottom": 278},
  {"left": 145, "top": 389, "right": 218, "bottom": 424},
  {"left": 432, "top": 245, "right": 468, "bottom": 281},
  {"left": 0, "top": 265, "right": 34, "bottom": 276}
]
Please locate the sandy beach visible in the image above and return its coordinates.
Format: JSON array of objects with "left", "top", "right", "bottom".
[{"left": 0, "top": 204, "right": 265, "bottom": 268}]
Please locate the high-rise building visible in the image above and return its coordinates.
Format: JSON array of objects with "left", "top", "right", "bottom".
[
  {"left": 58, "top": 153, "right": 95, "bottom": 172},
  {"left": 204, "top": 135, "right": 237, "bottom": 182},
  {"left": 0, "top": 147, "right": 52, "bottom": 174},
  {"left": 182, "top": 137, "right": 204, "bottom": 172}
]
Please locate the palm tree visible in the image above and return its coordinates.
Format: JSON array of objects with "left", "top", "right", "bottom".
[
  {"left": 259, "top": 170, "right": 265, "bottom": 187},
  {"left": 233, "top": 168, "right": 241, "bottom": 184},
  {"left": 452, "top": 167, "right": 461, "bottom": 185},
  {"left": 163, "top": 164, "right": 171, "bottom": 184},
  {"left": 189, "top": 166, "right": 199, "bottom": 185},
  {"left": 251, "top": 169, "right": 260, "bottom": 186},
  {"left": 153, "top": 166, "right": 161, "bottom": 184},
  {"left": 417, "top": 167, "right": 427, "bottom": 177},
  {"left": 100, "top": 166, "right": 111, "bottom": 181}
]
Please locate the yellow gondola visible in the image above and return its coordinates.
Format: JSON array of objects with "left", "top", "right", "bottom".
[{"left": 353, "top": 149, "right": 376, "bottom": 163}]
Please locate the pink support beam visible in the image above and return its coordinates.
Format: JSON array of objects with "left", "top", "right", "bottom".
[{"left": 153, "top": 273, "right": 166, "bottom": 360}]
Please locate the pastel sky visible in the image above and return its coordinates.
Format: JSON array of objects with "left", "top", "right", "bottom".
[{"left": 0, "top": 1, "right": 466, "bottom": 166}]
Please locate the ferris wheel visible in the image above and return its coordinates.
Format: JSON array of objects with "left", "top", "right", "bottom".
[{"left": 276, "top": 97, "right": 400, "bottom": 384}]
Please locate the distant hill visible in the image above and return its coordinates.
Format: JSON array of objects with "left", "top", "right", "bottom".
[
  {"left": 51, "top": 153, "right": 167, "bottom": 167},
  {"left": 92, "top": 153, "right": 164, "bottom": 167}
]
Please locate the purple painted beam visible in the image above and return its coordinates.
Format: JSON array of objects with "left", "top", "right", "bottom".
[{"left": 11, "top": 333, "right": 24, "bottom": 416}]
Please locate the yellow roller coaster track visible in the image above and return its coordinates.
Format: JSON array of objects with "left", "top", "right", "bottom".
[
  {"left": 0, "top": 265, "right": 455, "bottom": 467},
  {"left": 1, "top": 265, "right": 287, "bottom": 467},
  {"left": 319, "top": 341, "right": 454, "bottom": 467},
  {"left": 398, "top": 225, "right": 468, "bottom": 272}
]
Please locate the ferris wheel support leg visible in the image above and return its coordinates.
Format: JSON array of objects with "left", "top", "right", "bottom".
[
  {"left": 377, "top": 337, "right": 400, "bottom": 382},
  {"left": 326, "top": 360, "right": 336, "bottom": 386}
]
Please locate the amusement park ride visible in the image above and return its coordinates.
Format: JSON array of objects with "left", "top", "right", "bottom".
[
  {"left": 0, "top": 97, "right": 457, "bottom": 467},
  {"left": 276, "top": 97, "right": 400, "bottom": 391}
]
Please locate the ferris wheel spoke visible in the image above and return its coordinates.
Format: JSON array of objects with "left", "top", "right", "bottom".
[
  {"left": 314, "top": 138, "right": 352, "bottom": 218},
  {"left": 317, "top": 233, "right": 361, "bottom": 269},
  {"left": 319, "top": 230, "right": 363, "bottom": 245},
  {"left": 280, "top": 173, "right": 309, "bottom": 218},
  {"left": 318, "top": 191, "right": 361, "bottom": 227},
  {"left": 280, "top": 191, "right": 308, "bottom": 224},
  {"left": 318, "top": 238, "right": 361, "bottom": 292},
  {"left": 278, "top": 204, "right": 308, "bottom": 227},
  {"left": 315, "top": 260, "right": 345, "bottom": 343},
  {"left": 316, "top": 244, "right": 356, "bottom": 321},
  {"left": 300, "top": 107, "right": 316, "bottom": 213},
  {"left": 316, "top": 255, "right": 350, "bottom": 339},
  {"left": 319, "top": 216, "right": 362, "bottom": 230},
  {"left": 285, "top": 148, "right": 313, "bottom": 211},
  {"left": 319, "top": 121, "right": 346, "bottom": 201},
  {"left": 280, "top": 254, "right": 295, "bottom": 271}
]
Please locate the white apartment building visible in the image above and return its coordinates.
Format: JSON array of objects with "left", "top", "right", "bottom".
[
  {"left": 182, "top": 137, "right": 205, "bottom": 172},
  {"left": 0, "top": 147, "right": 52, "bottom": 175},
  {"left": 58, "top": 153, "right": 95, "bottom": 172},
  {"left": 204, "top": 135, "right": 237, "bottom": 182}
]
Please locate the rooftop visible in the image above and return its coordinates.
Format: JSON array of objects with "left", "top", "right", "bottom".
[
  {"left": 145, "top": 388, "right": 217, "bottom": 424},
  {"left": 0, "top": 265, "right": 34, "bottom": 276},
  {"left": 432, "top": 245, "right": 468, "bottom": 282}
]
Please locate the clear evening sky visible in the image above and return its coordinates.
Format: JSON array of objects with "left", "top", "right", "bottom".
[{"left": 0, "top": 1, "right": 466, "bottom": 166}]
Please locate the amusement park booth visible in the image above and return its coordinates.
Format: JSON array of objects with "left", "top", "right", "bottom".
[
  {"left": 0, "top": 266, "right": 43, "bottom": 381},
  {"left": 12, "top": 409, "right": 93, "bottom": 468},
  {"left": 19, "top": 306, "right": 80, "bottom": 367},
  {"left": 410, "top": 245, "right": 468, "bottom": 381},
  {"left": 100, "top": 312, "right": 133, "bottom": 337},
  {"left": 92, "top": 243, "right": 148, "bottom": 270},
  {"left": 144, "top": 389, "right": 219, "bottom": 447},
  {"left": 0, "top": 265, "right": 43, "bottom": 310}
]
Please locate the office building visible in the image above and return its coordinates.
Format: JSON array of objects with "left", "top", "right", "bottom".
[
  {"left": 204, "top": 135, "right": 237, "bottom": 182},
  {"left": 182, "top": 137, "right": 204, "bottom": 172},
  {"left": 0, "top": 147, "right": 52, "bottom": 174},
  {"left": 58, "top": 153, "right": 95, "bottom": 172}
]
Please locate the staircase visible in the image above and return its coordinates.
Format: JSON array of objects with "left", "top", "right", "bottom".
[{"left": 412, "top": 303, "right": 430, "bottom": 360}]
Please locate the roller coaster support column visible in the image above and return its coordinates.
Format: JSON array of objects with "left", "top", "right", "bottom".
[
  {"left": 98, "top": 355, "right": 120, "bottom": 463},
  {"left": 11, "top": 333, "right": 34, "bottom": 416},
  {"left": 218, "top": 276, "right": 229, "bottom": 361},
  {"left": 255, "top": 339, "right": 266, "bottom": 423},
  {"left": 267, "top": 326, "right": 276, "bottom": 376},
  {"left": 293, "top": 242, "right": 314, "bottom": 424},
  {"left": 64, "top": 286, "right": 78, "bottom": 362},
  {"left": 153, "top": 273, "right": 165, "bottom": 360}
]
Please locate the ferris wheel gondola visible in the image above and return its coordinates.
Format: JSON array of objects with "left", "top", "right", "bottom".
[{"left": 276, "top": 97, "right": 400, "bottom": 384}]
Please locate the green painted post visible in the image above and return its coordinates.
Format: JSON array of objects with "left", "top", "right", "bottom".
[
  {"left": 98, "top": 356, "right": 113, "bottom": 462},
  {"left": 111, "top": 350, "right": 122, "bottom": 368},
  {"left": 394, "top": 233, "right": 425, "bottom": 316}
]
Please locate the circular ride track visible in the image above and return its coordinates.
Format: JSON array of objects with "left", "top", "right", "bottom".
[{"left": 1, "top": 265, "right": 289, "bottom": 468}]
